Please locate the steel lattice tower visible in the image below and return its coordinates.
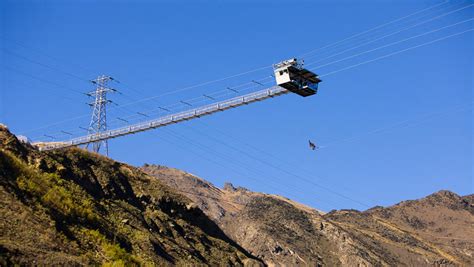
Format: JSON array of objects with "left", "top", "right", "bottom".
[{"left": 86, "top": 75, "right": 116, "bottom": 155}]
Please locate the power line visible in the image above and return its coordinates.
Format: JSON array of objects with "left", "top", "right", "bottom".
[
  {"left": 316, "top": 28, "right": 474, "bottom": 78},
  {"left": 2, "top": 81, "right": 77, "bottom": 103},
  {"left": 181, "top": 124, "right": 370, "bottom": 208},
  {"left": 195, "top": 119, "right": 359, "bottom": 196},
  {"left": 2, "top": 66, "right": 85, "bottom": 95},
  {"left": 161, "top": 128, "right": 343, "bottom": 208},
  {"left": 298, "top": 0, "right": 450, "bottom": 58},
  {"left": 302, "top": 0, "right": 461, "bottom": 62},
  {"left": 2, "top": 48, "right": 91, "bottom": 82},
  {"left": 153, "top": 167, "right": 330, "bottom": 213},
  {"left": 0, "top": 35, "right": 98, "bottom": 75},
  {"left": 3, "top": 46, "right": 166, "bottom": 118},
  {"left": 156, "top": 133, "right": 334, "bottom": 210},
  {"left": 2, "top": 42, "right": 178, "bottom": 118},
  {"left": 305, "top": 3, "right": 474, "bottom": 68},
  {"left": 307, "top": 17, "right": 474, "bottom": 70},
  {"left": 165, "top": 126, "right": 334, "bottom": 204},
  {"left": 320, "top": 103, "right": 473, "bottom": 149},
  {"left": 2, "top": 46, "right": 164, "bottom": 126}
]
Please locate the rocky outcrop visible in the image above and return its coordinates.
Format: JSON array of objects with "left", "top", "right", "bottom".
[{"left": 143, "top": 164, "right": 474, "bottom": 266}]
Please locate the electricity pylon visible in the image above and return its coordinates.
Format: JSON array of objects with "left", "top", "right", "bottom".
[{"left": 86, "top": 75, "right": 116, "bottom": 155}]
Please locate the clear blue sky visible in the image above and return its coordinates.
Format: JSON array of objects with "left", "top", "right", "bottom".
[{"left": 1, "top": 0, "right": 472, "bottom": 211}]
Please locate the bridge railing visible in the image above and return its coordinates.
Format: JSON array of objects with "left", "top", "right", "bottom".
[{"left": 36, "top": 86, "right": 289, "bottom": 151}]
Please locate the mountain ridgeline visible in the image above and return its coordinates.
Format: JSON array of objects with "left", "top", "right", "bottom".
[
  {"left": 141, "top": 165, "right": 474, "bottom": 266},
  {"left": 0, "top": 124, "right": 472, "bottom": 266}
]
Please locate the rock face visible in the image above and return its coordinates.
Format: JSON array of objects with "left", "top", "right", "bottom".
[
  {"left": 0, "top": 126, "right": 262, "bottom": 265},
  {"left": 335, "top": 190, "right": 474, "bottom": 265},
  {"left": 142, "top": 165, "right": 474, "bottom": 266}
]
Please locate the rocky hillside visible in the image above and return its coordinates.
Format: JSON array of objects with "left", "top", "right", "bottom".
[
  {"left": 142, "top": 164, "right": 474, "bottom": 266},
  {"left": 1, "top": 122, "right": 471, "bottom": 266},
  {"left": 0, "top": 125, "right": 262, "bottom": 265}
]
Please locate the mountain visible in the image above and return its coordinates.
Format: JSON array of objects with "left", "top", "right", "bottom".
[
  {"left": 142, "top": 164, "right": 474, "bottom": 266},
  {"left": 1, "top": 122, "right": 472, "bottom": 266},
  {"left": 0, "top": 125, "right": 262, "bottom": 265}
]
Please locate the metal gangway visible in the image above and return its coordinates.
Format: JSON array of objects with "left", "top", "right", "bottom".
[
  {"left": 34, "top": 58, "right": 322, "bottom": 151},
  {"left": 35, "top": 86, "right": 290, "bottom": 151}
]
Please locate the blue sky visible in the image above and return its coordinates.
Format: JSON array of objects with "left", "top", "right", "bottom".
[{"left": 1, "top": 0, "right": 472, "bottom": 211}]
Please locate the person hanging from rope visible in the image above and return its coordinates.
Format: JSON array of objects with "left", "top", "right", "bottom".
[{"left": 309, "top": 140, "right": 318, "bottom": 150}]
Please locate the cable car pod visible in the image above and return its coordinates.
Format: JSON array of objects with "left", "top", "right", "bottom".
[{"left": 273, "top": 58, "right": 322, "bottom": 97}]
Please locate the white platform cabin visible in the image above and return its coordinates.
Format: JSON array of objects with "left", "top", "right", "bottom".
[{"left": 273, "top": 58, "right": 322, "bottom": 97}]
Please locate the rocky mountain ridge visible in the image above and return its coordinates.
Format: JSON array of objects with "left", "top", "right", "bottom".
[
  {"left": 0, "top": 122, "right": 472, "bottom": 266},
  {"left": 142, "top": 164, "right": 473, "bottom": 266}
]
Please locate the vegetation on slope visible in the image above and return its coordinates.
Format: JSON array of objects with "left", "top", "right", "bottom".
[{"left": 0, "top": 125, "right": 261, "bottom": 265}]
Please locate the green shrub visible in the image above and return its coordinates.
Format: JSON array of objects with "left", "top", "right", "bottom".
[
  {"left": 3, "top": 151, "right": 99, "bottom": 223},
  {"left": 82, "top": 229, "right": 139, "bottom": 266}
]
